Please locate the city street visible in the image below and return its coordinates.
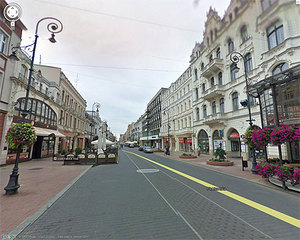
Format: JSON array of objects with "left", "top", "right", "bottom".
[{"left": 16, "top": 148, "right": 300, "bottom": 240}]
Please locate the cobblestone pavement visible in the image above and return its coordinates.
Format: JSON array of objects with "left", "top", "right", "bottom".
[
  {"left": 0, "top": 158, "right": 90, "bottom": 234},
  {"left": 15, "top": 149, "right": 300, "bottom": 239}
]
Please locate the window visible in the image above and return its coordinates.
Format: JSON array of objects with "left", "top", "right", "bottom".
[
  {"left": 229, "top": 13, "right": 233, "bottom": 23},
  {"left": 201, "top": 63, "right": 204, "bottom": 70},
  {"left": 218, "top": 72, "right": 223, "bottom": 85},
  {"left": 203, "top": 105, "right": 207, "bottom": 117},
  {"left": 230, "top": 63, "right": 237, "bottom": 81},
  {"left": 196, "top": 108, "right": 200, "bottom": 121},
  {"left": 267, "top": 21, "right": 284, "bottom": 50},
  {"left": 210, "top": 31, "right": 214, "bottom": 43},
  {"left": 195, "top": 88, "right": 199, "bottom": 99},
  {"left": 272, "top": 62, "right": 288, "bottom": 75},
  {"left": 194, "top": 69, "right": 198, "bottom": 80},
  {"left": 209, "top": 54, "right": 213, "bottom": 62},
  {"left": 210, "top": 77, "right": 215, "bottom": 87},
  {"left": 202, "top": 83, "right": 206, "bottom": 93},
  {"left": 216, "top": 48, "right": 220, "bottom": 59},
  {"left": 0, "top": 31, "right": 7, "bottom": 54},
  {"left": 220, "top": 98, "right": 225, "bottom": 113},
  {"left": 245, "top": 53, "right": 253, "bottom": 73},
  {"left": 241, "top": 25, "right": 249, "bottom": 42},
  {"left": 232, "top": 92, "right": 239, "bottom": 111},
  {"left": 212, "top": 101, "right": 217, "bottom": 114},
  {"left": 228, "top": 39, "right": 234, "bottom": 53},
  {"left": 262, "top": 0, "right": 277, "bottom": 12}
]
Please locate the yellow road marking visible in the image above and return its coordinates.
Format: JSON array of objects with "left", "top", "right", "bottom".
[{"left": 125, "top": 150, "right": 300, "bottom": 229}]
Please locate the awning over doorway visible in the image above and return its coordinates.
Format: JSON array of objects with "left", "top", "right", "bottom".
[
  {"left": 34, "top": 127, "right": 66, "bottom": 138},
  {"left": 229, "top": 132, "right": 240, "bottom": 139}
]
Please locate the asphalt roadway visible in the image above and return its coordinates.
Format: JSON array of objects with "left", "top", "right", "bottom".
[{"left": 16, "top": 148, "right": 300, "bottom": 240}]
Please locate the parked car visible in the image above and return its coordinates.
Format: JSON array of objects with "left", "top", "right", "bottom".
[
  {"left": 129, "top": 144, "right": 135, "bottom": 148},
  {"left": 144, "top": 146, "right": 153, "bottom": 153},
  {"left": 138, "top": 146, "right": 143, "bottom": 151}
]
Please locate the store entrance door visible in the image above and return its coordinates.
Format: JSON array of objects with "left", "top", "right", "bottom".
[{"left": 32, "top": 136, "right": 43, "bottom": 159}]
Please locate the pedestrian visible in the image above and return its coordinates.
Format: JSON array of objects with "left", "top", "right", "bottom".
[{"left": 197, "top": 146, "right": 201, "bottom": 157}]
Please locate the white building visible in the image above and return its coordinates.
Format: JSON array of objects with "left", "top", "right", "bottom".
[
  {"left": 190, "top": 0, "right": 300, "bottom": 159},
  {"left": 160, "top": 67, "right": 194, "bottom": 152}
]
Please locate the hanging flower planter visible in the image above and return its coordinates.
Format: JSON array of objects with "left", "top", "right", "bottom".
[
  {"left": 270, "top": 125, "right": 295, "bottom": 146},
  {"left": 252, "top": 128, "right": 271, "bottom": 149}
]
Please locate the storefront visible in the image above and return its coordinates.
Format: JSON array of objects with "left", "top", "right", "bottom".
[
  {"left": 8, "top": 97, "right": 64, "bottom": 162},
  {"left": 212, "top": 130, "right": 224, "bottom": 152},
  {"left": 179, "top": 137, "right": 193, "bottom": 152},
  {"left": 197, "top": 130, "right": 209, "bottom": 154},
  {"left": 228, "top": 129, "right": 241, "bottom": 158},
  {"left": 249, "top": 64, "right": 300, "bottom": 162}
]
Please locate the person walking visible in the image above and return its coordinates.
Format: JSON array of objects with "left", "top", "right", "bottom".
[{"left": 197, "top": 146, "right": 201, "bottom": 157}]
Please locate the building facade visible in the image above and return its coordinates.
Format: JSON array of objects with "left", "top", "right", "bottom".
[
  {"left": 190, "top": 0, "right": 300, "bottom": 159},
  {"left": 140, "top": 88, "right": 167, "bottom": 149},
  {"left": 160, "top": 67, "right": 193, "bottom": 152},
  {"left": 0, "top": 1, "right": 27, "bottom": 165}
]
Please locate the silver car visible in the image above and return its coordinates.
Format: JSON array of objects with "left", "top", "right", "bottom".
[{"left": 144, "top": 146, "right": 153, "bottom": 153}]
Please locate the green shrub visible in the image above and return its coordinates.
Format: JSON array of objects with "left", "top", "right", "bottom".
[
  {"left": 214, "top": 147, "right": 226, "bottom": 160},
  {"left": 181, "top": 153, "right": 192, "bottom": 156},
  {"left": 75, "top": 147, "right": 82, "bottom": 155}
]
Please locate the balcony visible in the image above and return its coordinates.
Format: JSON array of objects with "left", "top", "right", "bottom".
[
  {"left": 203, "top": 84, "right": 225, "bottom": 100},
  {"left": 203, "top": 113, "right": 226, "bottom": 126},
  {"left": 201, "top": 58, "right": 224, "bottom": 78}
]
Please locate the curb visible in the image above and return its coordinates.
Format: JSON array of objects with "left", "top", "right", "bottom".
[
  {"left": 10, "top": 165, "right": 92, "bottom": 237},
  {"left": 153, "top": 152, "right": 298, "bottom": 196}
]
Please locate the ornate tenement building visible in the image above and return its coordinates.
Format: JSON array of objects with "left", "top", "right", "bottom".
[{"left": 190, "top": 0, "right": 300, "bottom": 159}]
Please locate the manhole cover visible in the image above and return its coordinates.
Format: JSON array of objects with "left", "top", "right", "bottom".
[
  {"left": 28, "top": 168, "right": 43, "bottom": 170},
  {"left": 137, "top": 169, "right": 159, "bottom": 174}
]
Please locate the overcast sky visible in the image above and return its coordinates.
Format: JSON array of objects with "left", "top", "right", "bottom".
[{"left": 10, "top": 0, "right": 231, "bottom": 137}]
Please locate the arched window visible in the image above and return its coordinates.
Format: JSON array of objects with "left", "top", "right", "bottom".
[
  {"left": 228, "top": 38, "right": 234, "bottom": 53},
  {"left": 203, "top": 105, "right": 207, "bottom": 117},
  {"left": 232, "top": 92, "right": 239, "bottom": 111},
  {"left": 241, "top": 25, "right": 249, "bottom": 42},
  {"left": 230, "top": 63, "right": 237, "bottom": 81},
  {"left": 210, "top": 77, "right": 215, "bottom": 87},
  {"left": 218, "top": 72, "right": 223, "bottom": 85},
  {"left": 216, "top": 48, "right": 221, "bottom": 59},
  {"left": 212, "top": 101, "right": 217, "bottom": 114},
  {"left": 272, "top": 62, "right": 288, "bottom": 75},
  {"left": 194, "top": 68, "right": 198, "bottom": 80},
  {"left": 267, "top": 21, "right": 284, "bottom": 50},
  {"left": 201, "top": 62, "right": 204, "bottom": 70},
  {"left": 220, "top": 98, "right": 225, "bottom": 113},
  {"left": 245, "top": 53, "right": 253, "bottom": 73},
  {"left": 196, "top": 108, "right": 200, "bottom": 121},
  {"left": 210, "top": 30, "right": 214, "bottom": 43},
  {"left": 209, "top": 54, "right": 213, "bottom": 62}
]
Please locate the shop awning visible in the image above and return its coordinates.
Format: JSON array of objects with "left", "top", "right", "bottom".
[
  {"left": 47, "top": 129, "right": 66, "bottom": 138},
  {"left": 229, "top": 132, "right": 240, "bottom": 139},
  {"left": 34, "top": 127, "right": 51, "bottom": 136},
  {"left": 34, "top": 127, "right": 66, "bottom": 138}
]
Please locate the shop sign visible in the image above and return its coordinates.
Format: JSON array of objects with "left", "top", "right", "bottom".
[
  {"left": 213, "top": 140, "right": 226, "bottom": 151},
  {"left": 186, "top": 137, "right": 192, "bottom": 143},
  {"left": 241, "top": 141, "right": 246, "bottom": 153},
  {"left": 179, "top": 137, "right": 184, "bottom": 143},
  {"left": 229, "top": 132, "right": 240, "bottom": 139}
]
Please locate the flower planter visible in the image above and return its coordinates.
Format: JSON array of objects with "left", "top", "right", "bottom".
[
  {"left": 206, "top": 161, "right": 234, "bottom": 166},
  {"left": 179, "top": 155, "right": 197, "bottom": 159},
  {"left": 268, "top": 176, "right": 300, "bottom": 192}
]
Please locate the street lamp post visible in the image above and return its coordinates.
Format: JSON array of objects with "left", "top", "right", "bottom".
[
  {"left": 163, "top": 108, "right": 170, "bottom": 155},
  {"left": 5, "top": 17, "right": 63, "bottom": 195},
  {"left": 90, "top": 102, "right": 101, "bottom": 151},
  {"left": 230, "top": 51, "right": 257, "bottom": 174}
]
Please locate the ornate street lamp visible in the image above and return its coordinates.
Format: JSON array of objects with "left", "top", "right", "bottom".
[
  {"left": 230, "top": 51, "right": 257, "bottom": 174},
  {"left": 5, "top": 17, "right": 63, "bottom": 195},
  {"left": 90, "top": 102, "right": 101, "bottom": 151},
  {"left": 163, "top": 108, "right": 170, "bottom": 155}
]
